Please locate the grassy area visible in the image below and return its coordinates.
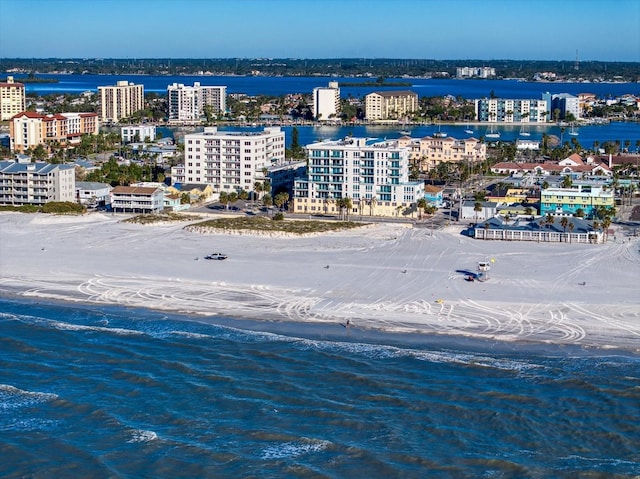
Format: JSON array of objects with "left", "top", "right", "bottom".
[
  {"left": 189, "top": 216, "right": 368, "bottom": 235},
  {"left": 122, "top": 212, "right": 203, "bottom": 224},
  {"left": 0, "top": 202, "right": 84, "bottom": 214}
]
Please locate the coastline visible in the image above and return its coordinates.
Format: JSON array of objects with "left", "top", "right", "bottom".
[{"left": 1, "top": 212, "right": 639, "bottom": 354}]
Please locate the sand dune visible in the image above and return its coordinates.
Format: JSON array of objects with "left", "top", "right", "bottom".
[{"left": 1, "top": 212, "right": 639, "bottom": 351}]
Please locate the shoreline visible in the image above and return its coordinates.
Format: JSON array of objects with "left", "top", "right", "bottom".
[
  {"left": 4, "top": 293, "right": 637, "bottom": 360},
  {"left": 1, "top": 212, "right": 639, "bottom": 354}
]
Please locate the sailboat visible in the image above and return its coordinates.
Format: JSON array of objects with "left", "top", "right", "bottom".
[
  {"left": 568, "top": 123, "right": 579, "bottom": 136},
  {"left": 519, "top": 124, "right": 531, "bottom": 137},
  {"left": 433, "top": 122, "right": 447, "bottom": 138},
  {"left": 485, "top": 124, "right": 500, "bottom": 139},
  {"left": 464, "top": 121, "right": 474, "bottom": 134}
]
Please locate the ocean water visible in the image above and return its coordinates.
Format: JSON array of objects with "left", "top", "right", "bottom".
[{"left": 1, "top": 297, "right": 639, "bottom": 478}]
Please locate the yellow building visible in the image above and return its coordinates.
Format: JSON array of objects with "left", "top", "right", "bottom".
[
  {"left": 0, "top": 76, "right": 26, "bottom": 121},
  {"left": 365, "top": 91, "right": 418, "bottom": 121},
  {"left": 398, "top": 136, "right": 487, "bottom": 171}
]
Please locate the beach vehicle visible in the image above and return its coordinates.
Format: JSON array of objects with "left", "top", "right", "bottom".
[{"left": 205, "top": 253, "right": 228, "bottom": 260}]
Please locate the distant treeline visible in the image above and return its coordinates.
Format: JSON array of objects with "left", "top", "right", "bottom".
[{"left": 1, "top": 58, "right": 639, "bottom": 81}]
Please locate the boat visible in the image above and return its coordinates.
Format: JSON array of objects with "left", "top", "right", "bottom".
[
  {"left": 485, "top": 124, "right": 500, "bottom": 139},
  {"left": 433, "top": 123, "right": 447, "bottom": 138},
  {"left": 464, "top": 122, "right": 474, "bottom": 134},
  {"left": 568, "top": 123, "right": 579, "bottom": 136},
  {"left": 399, "top": 130, "right": 411, "bottom": 136},
  {"left": 519, "top": 124, "right": 531, "bottom": 137}
]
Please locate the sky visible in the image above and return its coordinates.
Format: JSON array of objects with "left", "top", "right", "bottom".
[{"left": 1, "top": 0, "right": 639, "bottom": 61}]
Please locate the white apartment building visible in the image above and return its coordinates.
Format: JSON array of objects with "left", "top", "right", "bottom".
[
  {"left": 98, "top": 80, "right": 145, "bottom": 124},
  {"left": 291, "top": 137, "right": 424, "bottom": 217},
  {"left": 173, "top": 126, "right": 285, "bottom": 192},
  {"left": 456, "top": 66, "right": 495, "bottom": 79},
  {"left": 0, "top": 159, "right": 76, "bottom": 206},
  {"left": 167, "top": 82, "right": 227, "bottom": 122},
  {"left": 365, "top": 91, "right": 418, "bottom": 121},
  {"left": 475, "top": 98, "right": 549, "bottom": 123},
  {"left": 121, "top": 124, "right": 157, "bottom": 144},
  {"left": 312, "top": 81, "right": 340, "bottom": 121},
  {"left": 0, "top": 76, "right": 26, "bottom": 121}
]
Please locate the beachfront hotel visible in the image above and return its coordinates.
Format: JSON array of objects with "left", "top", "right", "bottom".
[
  {"left": 291, "top": 137, "right": 424, "bottom": 217},
  {"left": 9, "top": 111, "right": 99, "bottom": 153},
  {"left": 312, "top": 81, "right": 340, "bottom": 121},
  {"left": 0, "top": 158, "right": 75, "bottom": 206},
  {"left": 167, "top": 82, "right": 227, "bottom": 123},
  {"left": 172, "top": 126, "right": 285, "bottom": 192},
  {"left": 475, "top": 98, "right": 548, "bottom": 123},
  {"left": 0, "top": 76, "right": 26, "bottom": 121},
  {"left": 98, "top": 80, "right": 145, "bottom": 124},
  {"left": 365, "top": 91, "right": 418, "bottom": 121}
]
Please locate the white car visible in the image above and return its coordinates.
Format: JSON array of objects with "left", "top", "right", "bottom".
[{"left": 205, "top": 253, "right": 228, "bottom": 260}]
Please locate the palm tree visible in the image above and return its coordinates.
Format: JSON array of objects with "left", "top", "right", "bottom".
[
  {"left": 369, "top": 196, "right": 377, "bottom": 216},
  {"left": 253, "top": 181, "right": 263, "bottom": 201},
  {"left": 473, "top": 201, "right": 482, "bottom": 224},
  {"left": 560, "top": 216, "right": 569, "bottom": 242},
  {"left": 219, "top": 191, "right": 229, "bottom": 210},
  {"left": 417, "top": 198, "right": 427, "bottom": 220},
  {"left": 545, "top": 214, "right": 555, "bottom": 241},
  {"left": 342, "top": 196, "right": 353, "bottom": 221},
  {"left": 358, "top": 198, "right": 366, "bottom": 220},
  {"left": 568, "top": 222, "right": 575, "bottom": 243},
  {"left": 274, "top": 192, "right": 289, "bottom": 211},
  {"left": 601, "top": 217, "right": 611, "bottom": 241},
  {"left": 323, "top": 197, "right": 333, "bottom": 215}
]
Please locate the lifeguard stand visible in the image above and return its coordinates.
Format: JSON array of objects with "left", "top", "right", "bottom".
[{"left": 477, "top": 261, "right": 491, "bottom": 281}]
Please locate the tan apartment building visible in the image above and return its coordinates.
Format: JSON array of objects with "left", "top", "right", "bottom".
[
  {"left": 10, "top": 111, "right": 99, "bottom": 153},
  {"left": 98, "top": 80, "right": 145, "bottom": 124},
  {"left": 397, "top": 135, "right": 487, "bottom": 172},
  {"left": 365, "top": 90, "right": 418, "bottom": 121},
  {"left": 0, "top": 76, "right": 26, "bottom": 121}
]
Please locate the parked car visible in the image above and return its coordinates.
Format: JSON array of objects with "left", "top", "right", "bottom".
[{"left": 205, "top": 253, "right": 228, "bottom": 260}]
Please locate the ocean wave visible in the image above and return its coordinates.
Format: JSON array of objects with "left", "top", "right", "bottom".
[
  {"left": 0, "top": 384, "right": 58, "bottom": 410},
  {"left": 127, "top": 429, "right": 159, "bottom": 443},
  {"left": 260, "top": 438, "right": 331, "bottom": 460}
]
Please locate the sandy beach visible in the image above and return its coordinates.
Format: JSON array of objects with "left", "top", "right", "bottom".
[{"left": 1, "top": 212, "right": 639, "bottom": 352}]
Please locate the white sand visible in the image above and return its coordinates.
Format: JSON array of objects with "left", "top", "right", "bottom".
[{"left": 1, "top": 212, "right": 639, "bottom": 351}]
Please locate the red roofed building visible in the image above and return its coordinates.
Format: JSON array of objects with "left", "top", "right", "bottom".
[
  {"left": 10, "top": 111, "right": 98, "bottom": 153},
  {"left": 0, "top": 76, "right": 26, "bottom": 121}
]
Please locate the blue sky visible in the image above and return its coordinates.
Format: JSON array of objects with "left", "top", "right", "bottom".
[{"left": 1, "top": 0, "right": 638, "bottom": 61}]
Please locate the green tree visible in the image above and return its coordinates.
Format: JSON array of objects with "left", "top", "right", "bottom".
[
  {"left": 474, "top": 201, "right": 482, "bottom": 224},
  {"left": 219, "top": 191, "right": 229, "bottom": 210},
  {"left": 274, "top": 192, "right": 289, "bottom": 211},
  {"left": 417, "top": 198, "right": 427, "bottom": 220}
]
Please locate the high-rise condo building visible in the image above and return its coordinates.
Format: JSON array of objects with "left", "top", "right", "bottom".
[
  {"left": 167, "top": 83, "right": 227, "bottom": 122},
  {"left": 291, "top": 137, "right": 424, "bottom": 217},
  {"left": 365, "top": 91, "right": 418, "bottom": 121},
  {"left": 98, "top": 80, "right": 145, "bottom": 124},
  {"left": 312, "top": 81, "right": 341, "bottom": 121},
  {"left": 173, "top": 126, "right": 285, "bottom": 192},
  {"left": 0, "top": 76, "right": 26, "bottom": 121}
]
